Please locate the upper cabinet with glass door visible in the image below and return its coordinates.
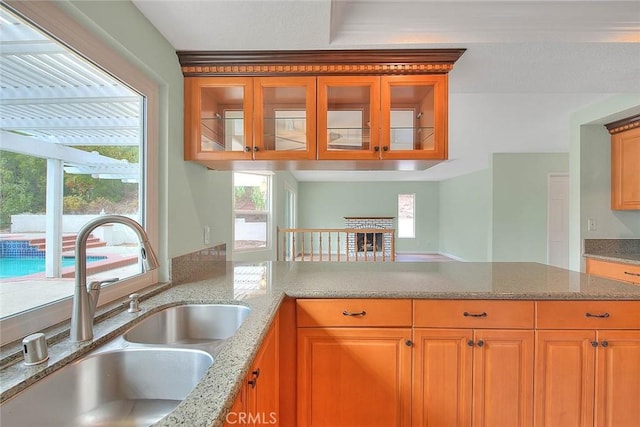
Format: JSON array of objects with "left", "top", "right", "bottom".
[
  {"left": 179, "top": 49, "right": 464, "bottom": 169},
  {"left": 253, "top": 77, "right": 316, "bottom": 160},
  {"left": 317, "top": 76, "right": 380, "bottom": 160},
  {"left": 184, "top": 77, "right": 254, "bottom": 162},
  {"left": 318, "top": 75, "right": 448, "bottom": 160},
  {"left": 380, "top": 75, "right": 448, "bottom": 160}
]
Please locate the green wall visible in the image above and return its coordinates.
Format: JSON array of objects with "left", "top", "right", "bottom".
[
  {"left": 569, "top": 96, "right": 640, "bottom": 271},
  {"left": 491, "top": 153, "right": 569, "bottom": 263},
  {"left": 298, "top": 181, "right": 440, "bottom": 253},
  {"left": 438, "top": 169, "right": 492, "bottom": 261}
]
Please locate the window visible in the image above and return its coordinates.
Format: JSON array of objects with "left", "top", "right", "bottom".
[
  {"left": 233, "top": 172, "right": 271, "bottom": 251},
  {"left": 0, "top": 3, "right": 158, "bottom": 345},
  {"left": 398, "top": 194, "right": 415, "bottom": 238}
]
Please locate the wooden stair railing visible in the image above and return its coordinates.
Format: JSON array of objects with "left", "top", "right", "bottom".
[{"left": 277, "top": 227, "right": 395, "bottom": 262}]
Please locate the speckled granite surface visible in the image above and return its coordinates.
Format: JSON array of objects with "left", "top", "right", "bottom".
[
  {"left": 2, "top": 261, "right": 640, "bottom": 426},
  {"left": 584, "top": 238, "right": 640, "bottom": 265}
]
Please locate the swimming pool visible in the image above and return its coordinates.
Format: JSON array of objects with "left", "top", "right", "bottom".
[{"left": 0, "top": 256, "right": 107, "bottom": 279}]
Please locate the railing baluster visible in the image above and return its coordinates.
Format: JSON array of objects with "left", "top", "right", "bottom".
[{"left": 276, "top": 227, "right": 395, "bottom": 263}]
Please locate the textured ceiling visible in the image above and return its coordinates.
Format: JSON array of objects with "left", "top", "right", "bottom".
[{"left": 132, "top": 0, "right": 640, "bottom": 181}]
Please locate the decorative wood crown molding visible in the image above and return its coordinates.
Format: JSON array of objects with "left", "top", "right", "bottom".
[
  {"left": 605, "top": 114, "right": 640, "bottom": 135},
  {"left": 177, "top": 49, "right": 466, "bottom": 77}
]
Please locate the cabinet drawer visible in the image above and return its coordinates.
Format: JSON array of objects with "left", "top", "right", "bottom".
[
  {"left": 586, "top": 258, "right": 640, "bottom": 284},
  {"left": 296, "top": 299, "right": 412, "bottom": 327},
  {"left": 413, "top": 300, "right": 534, "bottom": 329},
  {"left": 536, "top": 300, "right": 640, "bottom": 329}
]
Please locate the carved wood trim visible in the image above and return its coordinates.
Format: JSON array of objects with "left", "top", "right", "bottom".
[
  {"left": 605, "top": 114, "right": 640, "bottom": 135},
  {"left": 177, "top": 49, "right": 466, "bottom": 76}
]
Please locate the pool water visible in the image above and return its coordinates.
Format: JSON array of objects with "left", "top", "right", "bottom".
[{"left": 0, "top": 256, "right": 107, "bottom": 279}]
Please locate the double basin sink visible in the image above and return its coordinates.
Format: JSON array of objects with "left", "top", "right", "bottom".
[{"left": 1, "top": 304, "right": 251, "bottom": 426}]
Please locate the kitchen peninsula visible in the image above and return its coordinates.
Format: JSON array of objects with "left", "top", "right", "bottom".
[{"left": 2, "top": 261, "right": 640, "bottom": 426}]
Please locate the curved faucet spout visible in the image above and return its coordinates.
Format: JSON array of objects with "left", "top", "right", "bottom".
[{"left": 71, "top": 215, "right": 159, "bottom": 343}]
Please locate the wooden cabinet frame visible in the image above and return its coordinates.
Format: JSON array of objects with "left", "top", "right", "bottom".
[
  {"left": 605, "top": 115, "right": 640, "bottom": 210},
  {"left": 179, "top": 49, "right": 465, "bottom": 170}
]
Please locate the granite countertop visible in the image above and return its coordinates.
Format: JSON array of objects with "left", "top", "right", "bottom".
[
  {"left": 3, "top": 261, "right": 640, "bottom": 426},
  {"left": 583, "top": 238, "right": 640, "bottom": 265}
]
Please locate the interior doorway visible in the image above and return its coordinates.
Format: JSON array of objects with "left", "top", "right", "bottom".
[{"left": 547, "top": 173, "right": 569, "bottom": 268}]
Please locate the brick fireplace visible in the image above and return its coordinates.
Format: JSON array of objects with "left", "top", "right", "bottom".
[{"left": 344, "top": 216, "right": 395, "bottom": 259}]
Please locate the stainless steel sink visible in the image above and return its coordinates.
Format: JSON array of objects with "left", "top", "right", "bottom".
[
  {"left": 123, "top": 304, "right": 251, "bottom": 354},
  {"left": 0, "top": 347, "right": 213, "bottom": 426}
]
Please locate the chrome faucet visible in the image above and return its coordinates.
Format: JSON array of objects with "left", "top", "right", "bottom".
[{"left": 70, "top": 215, "right": 159, "bottom": 342}]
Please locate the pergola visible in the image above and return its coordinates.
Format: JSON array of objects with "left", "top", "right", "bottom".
[{"left": 0, "top": 6, "right": 143, "bottom": 276}]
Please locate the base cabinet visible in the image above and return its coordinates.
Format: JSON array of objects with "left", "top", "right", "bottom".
[
  {"left": 412, "top": 300, "right": 534, "bottom": 427},
  {"left": 296, "top": 299, "right": 413, "bottom": 427},
  {"left": 586, "top": 257, "right": 640, "bottom": 285},
  {"left": 228, "top": 298, "right": 639, "bottom": 427},
  {"left": 226, "top": 313, "right": 279, "bottom": 427},
  {"left": 297, "top": 327, "right": 412, "bottom": 426},
  {"left": 413, "top": 329, "right": 534, "bottom": 427},
  {"left": 535, "top": 301, "right": 640, "bottom": 427}
]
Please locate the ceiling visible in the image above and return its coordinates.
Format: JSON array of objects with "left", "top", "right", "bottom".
[{"left": 133, "top": 0, "right": 640, "bottom": 182}]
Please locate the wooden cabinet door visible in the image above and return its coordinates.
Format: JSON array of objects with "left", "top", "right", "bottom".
[
  {"left": 184, "top": 76, "right": 254, "bottom": 162},
  {"left": 413, "top": 329, "right": 533, "bottom": 427},
  {"left": 225, "top": 314, "right": 279, "bottom": 427},
  {"left": 297, "top": 327, "right": 412, "bottom": 427},
  {"left": 253, "top": 314, "right": 280, "bottom": 426},
  {"left": 317, "top": 76, "right": 381, "bottom": 160},
  {"left": 611, "top": 126, "right": 640, "bottom": 210},
  {"left": 253, "top": 76, "right": 317, "bottom": 160},
  {"left": 594, "top": 330, "right": 640, "bottom": 427},
  {"left": 412, "top": 329, "right": 473, "bottom": 427},
  {"left": 380, "top": 75, "right": 448, "bottom": 160},
  {"left": 534, "top": 330, "right": 597, "bottom": 427},
  {"left": 473, "top": 330, "right": 534, "bottom": 427}
]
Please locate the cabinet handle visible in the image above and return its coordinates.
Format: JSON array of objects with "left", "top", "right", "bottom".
[
  {"left": 585, "top": 312, "right": 610, "bottom": 319},
  {"left": 382, "top": 146, "right": 389, "bottom": 152},
  {"left": 467, "top": 339, "right": 475, "bottom": 347},
  {"left": 476, "top": 340, "right": 484, "bottom": 347},
  {"left": 601, "top": 341, "right": 609, "bottom": 348},
  {"left": 463, "top": 311, "right": 488, "bottom": 318},
  {"left": 405, "top": 340, "right": 413, "bottom": 347},
  {"left": 342, "top": 310, "right": 366, "bottom": 317},
  {"left": 248, "top": 367, "right": 260, "bottom": 389},
  {"left": 624, "top": 271, "right": 640, "bottom": 277},
  {"left": 244, "top": 146, "right": 251, "bottom": 152},
  {"left": 374, "top": 146, "right": 380, "bottom": 152},
  {"left": 591, "top": 341, "right": 599, "bottom": 347},
  {"left": 253, "top": 146, "right": 259, "bottom": 152}
]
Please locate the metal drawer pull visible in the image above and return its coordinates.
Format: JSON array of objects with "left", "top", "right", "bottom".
[
  {"left": 342, "top": 310, "right": 366, "bottom": 317},
  {"left": 624, "top": 271, "right": 640, "bottom": 277},
  {"left": 463, "top": 311, "right": 487, "bottom": 318},
  {"left": 585, "top": 312, "right": 610, "bottom": 318}
]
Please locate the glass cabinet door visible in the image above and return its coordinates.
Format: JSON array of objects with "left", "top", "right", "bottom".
[
  {"left": 184, "top": 77, "right": 253, "bottom": 160},
  {"left": 253, "top": 77, "right": 316, "bottom": 160},
  {"left": 317, "top": 76, "right": 380, "bottom": 160},
  {"left": 380, "top": 75, "right": 448, "bottom": 160}
]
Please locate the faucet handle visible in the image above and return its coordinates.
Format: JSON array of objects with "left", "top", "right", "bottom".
[
  {"left": 88, "top": 277, "right": 119, "bottom": 291},
  {"left": 128, "top": 293, "right": 141, "bottom": 313}
]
